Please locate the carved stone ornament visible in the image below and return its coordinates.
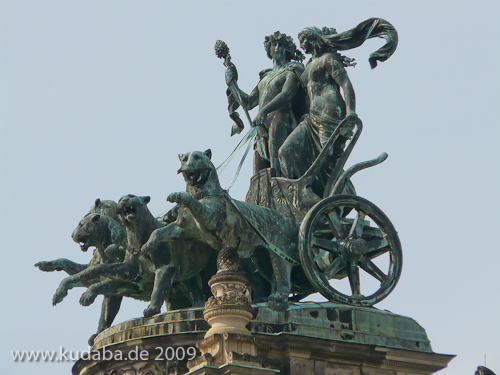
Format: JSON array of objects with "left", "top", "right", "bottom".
[
  {"left": 185, "top": 247, "right": 275, "bottom": 374},
  {"left": 203, "top": 247, "right": 253, "bottom": 338},
  {"left": 97, "top": 362, "right": 167, "bottom": 375}
]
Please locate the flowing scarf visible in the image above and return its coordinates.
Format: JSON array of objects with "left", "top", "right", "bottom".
[{"left": 302, "top": 18, "right": 398, "bottom": 69}]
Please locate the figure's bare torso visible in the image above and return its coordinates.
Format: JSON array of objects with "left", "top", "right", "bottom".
[
  {"left": 257, "top": 67, "right": 295, "bottom": 128},
  {"left": 301, "top": 54, "right": 346, "bottom": 121},
  {"left": 258, "top": 67, "right": 288, "bottom": 107}
]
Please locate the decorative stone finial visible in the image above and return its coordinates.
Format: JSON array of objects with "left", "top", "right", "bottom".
[
  {"left": 216, "top": 245, "right": 241, "bottom": 273},
  {"left": 203, "top": 247, "right": 253, "bottom": 338},
  {"left": 187, "top": 247, "right": 276, "bottom": 375}
]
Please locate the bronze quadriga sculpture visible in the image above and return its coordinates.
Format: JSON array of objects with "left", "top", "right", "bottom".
[{"left": 36, "top": 18, "right": 403, "bottom": 344}]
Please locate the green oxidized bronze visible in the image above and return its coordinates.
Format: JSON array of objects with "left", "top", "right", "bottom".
[{"left": 36, "top": 18, "right": 402, "bottom": 344}]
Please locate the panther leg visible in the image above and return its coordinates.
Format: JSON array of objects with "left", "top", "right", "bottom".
[
  {"left": 267, "top": 254, "right": 292, "bottom": 311},
  {"left": 89, "top": 296, "right": 123, "bottom": 346},
  {"left": 53, "top": 277, "right": 81, "bottom": 305},
  {"left": 167, "top": 192, "right": 218, "bottom": 231},
  {"left": 80, "top": 281, "right": 113, "bottom": 306},
  {"left": 181, "top": 276, "right": 206, "bottom": 307},
  {"left": 142, "top": 223, "right": 184, "bottom": 253},
  {"left": 144, "top": 265, "right": 176, "bottom": 318},
  {"left": 80, "top": 279, "right": 135, "bottom": 307},
  {"left": 53, "top": 262, "right": 128, "bottom": 305},
  {"left": 35, "top": 258, "right": 87, "bottom": 275},
  {"left": 53, "top": 282, "right": 70, "bottom": 305}
]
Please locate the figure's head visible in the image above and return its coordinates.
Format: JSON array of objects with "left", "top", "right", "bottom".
[
  {"left": 298, "top": 26, "right": 337, "bottom": 54},
  {"left": 264, "top": 31, "right": 304, "bottom": 63},
  {"left": 298, "top": 27, "right": 319, "bottom": 54},
  {"left": 298, "top": 26, "right": 355, "bottom": 67}
]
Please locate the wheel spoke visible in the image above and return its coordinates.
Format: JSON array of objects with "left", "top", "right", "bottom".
[
  {"left": 312, "top": 237, "right": 339, "bottom": 253},
  {"left": 300, "top": 195, "right": 402, "bottom": 306},
  {"left": 360, "top": 259, "right": 387, "bottom": 283},
  {"left": 323, "top": 256, "right": 345, "bottom": 279},
  {"left": 347, "top": 264, "right": 361, "bottom": 296},
  {"left": 364, "top": 238, "right": 390, "bottom": 259},
  {"left": 313, "top": 249, "right": 326, "bottom": 262},
  {"left": 349, "top": 210, "right": 366, "bottom": 238},
  {"left": 326, "top": 210, "right": 346, "bottom": 238}
]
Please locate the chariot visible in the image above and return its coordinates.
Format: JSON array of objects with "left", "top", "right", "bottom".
[{"left": 245, "top": 117, "right": 402, "bottom": 307}]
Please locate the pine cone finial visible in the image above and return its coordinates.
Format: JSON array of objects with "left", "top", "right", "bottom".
[
  {"left": 214, "top": 40, "right": 230, "bottom": 60},
  {"left": 217, "top": 246, "right": 240, "bottom": 272}
]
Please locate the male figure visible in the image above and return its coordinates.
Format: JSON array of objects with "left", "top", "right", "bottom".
[{"left": 226, "top": 32, "right": 306, "bottom": 176}]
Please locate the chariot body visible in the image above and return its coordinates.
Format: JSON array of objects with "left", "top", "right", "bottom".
[{"left": 243, "top": 117, "right": 402, "bottom": 307}]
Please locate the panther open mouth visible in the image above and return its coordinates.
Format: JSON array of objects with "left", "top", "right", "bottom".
[
  {"left": 79, "top": 240, "right": 90, "bottom": 252},
  {"left": 182, "top": 168, "right": 210, "bottom": 186},
  {"left": 122, "top": 205, "right": 137, "bottom": 221},
  {"left": 71, "top": 231, "right": 92, "bottom": 252},
  {"left": 71, "top": 235, "right": 93, "bottom": 252}
]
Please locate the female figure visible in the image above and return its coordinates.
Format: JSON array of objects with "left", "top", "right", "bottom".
[
  {"left": 279, "top": 19, "right": 398, "bottom": 196},
  {"left": 278, "top": 26, "right": 357, "bottom": 196}
]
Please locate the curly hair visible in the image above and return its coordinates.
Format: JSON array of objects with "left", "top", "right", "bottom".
[
  {"left": 264, "top": 31, "right": 304, "bottom": 63},
  {"left": 298, "top": 27, "right": 356, "bottom": 68}
]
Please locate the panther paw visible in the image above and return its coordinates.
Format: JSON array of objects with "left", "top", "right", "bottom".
[
  {"left": 141, "top": 240, "right": 156, "bottom": 254},
  {"left": 167, "top": 191, "right": 189, "bottom": 204},
  {"left": 267, "top": 293, "right": 288, "bottom": 312},
  {"left": 35, "top": 261, "right": 55, "bottom": 272},
  {"left": 52, "top": 288, "right": 68, "bottom": 305},
  {"left": 80, "top": 291, "right": 97, "bottom": 306},
  {"left": 143, "top": 305, "right": 161, "bottom": 318},
  {"left": 88, "top": 334, "right": 97, "bottom": 347},
  {"left": 167, "top": 192, "right": 181, "bottom": 203}
]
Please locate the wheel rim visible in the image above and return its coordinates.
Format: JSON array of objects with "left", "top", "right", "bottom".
[{"left": 299, "top": 194, "right": 402, "bottom": 306}]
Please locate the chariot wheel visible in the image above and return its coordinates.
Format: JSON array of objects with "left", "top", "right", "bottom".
[{"left": 299, "top": 194, "right": 402, "bottom": 306}]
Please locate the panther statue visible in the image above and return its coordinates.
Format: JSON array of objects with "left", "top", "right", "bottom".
[
  {"left": 35, "top": 200, "right": 127, "bottom": 345},
  {"left": 142, "top": 149, "right": 301, "bottom": 311},
  {"left": 52, "top": 194, "right": 216, "bottom": 320}
]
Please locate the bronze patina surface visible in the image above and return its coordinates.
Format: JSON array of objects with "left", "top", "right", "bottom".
[{"left": 37, "top": 19, "right": 409, "bottom": 346}]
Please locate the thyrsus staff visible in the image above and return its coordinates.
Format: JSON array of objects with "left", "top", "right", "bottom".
[
  {"left": 214, "top": 40, "right": 251, "bottom": 136},
  {"left": 215, "top": 34, "right": 307, "bottom": 176}
]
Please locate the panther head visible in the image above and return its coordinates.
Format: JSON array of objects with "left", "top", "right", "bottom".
[
  {"left": 115, "top": 194, "right": 151, "bottom": 224},
  {"left": 71, "top": 213, "right": 105, "bottom": 252},
  {"left": 90, "top": 198, "right": 119, "bottom": 222},
  {"left": 177, "top": 149, "right": 213, "bottom": 187}
]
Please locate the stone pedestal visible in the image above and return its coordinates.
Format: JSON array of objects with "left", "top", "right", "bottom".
[
  {"left": 202, "top": 271, "right": 254, "bottom": 338},
  {"left": 73, "top": 245, "right": 453, "bottom": 375},
  {"left": 73, "top": 302, "right": 454, "bottom": 375},
  {"left": 186, "top": 247, "right": 275, "bottom": 375}
]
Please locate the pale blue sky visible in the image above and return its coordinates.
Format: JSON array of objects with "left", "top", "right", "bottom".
[{"left": 1, "top": 1, "right": 499, "bottom": 374}]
